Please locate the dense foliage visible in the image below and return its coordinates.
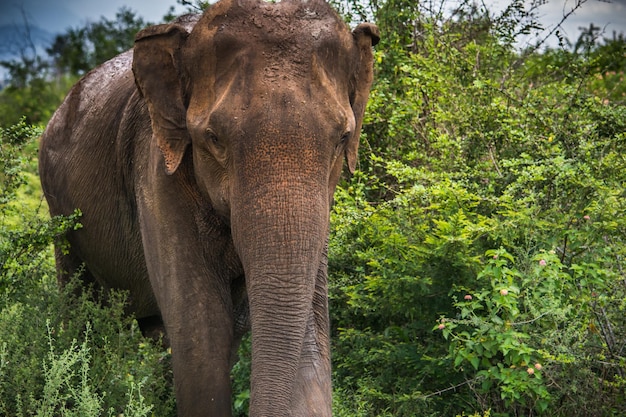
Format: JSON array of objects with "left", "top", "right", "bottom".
[
  {"left": 0, "top": 122, "right": 175, "bottom": 416},
  {"left": 328, "top": 0, "right": 626, "bottom": 415},
  {"left": 0, "top": 0, "right": 625, "bottom": 416}
]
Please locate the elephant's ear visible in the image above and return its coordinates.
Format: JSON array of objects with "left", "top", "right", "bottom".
[
  {"left": 133, "top": 24, "right": 190, "bottom": 175},
  {"left": 346, "top": 23, "right": 380, "bottom": 174}
]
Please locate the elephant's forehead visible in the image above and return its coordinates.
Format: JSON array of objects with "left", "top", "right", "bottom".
[
  {"left": 199, "top": 0, "right": 350, "bottom": 58},
  {"left": 184, "top": 0, "right": 354, "bottom": 108}
]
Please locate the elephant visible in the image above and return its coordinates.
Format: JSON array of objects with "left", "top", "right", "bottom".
[{"left": 39, "top": 0, "right": 379, "bottom": 415}]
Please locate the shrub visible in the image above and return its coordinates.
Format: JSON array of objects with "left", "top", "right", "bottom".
[
  {"left": 0, "top": 120, "right": 175, "bottom": 416},
  {"left": 329, "top": 0, "right": 626, "bottom": 415},
  {"left": 0, "top": 277, "right": 175, "bottom": 416}
]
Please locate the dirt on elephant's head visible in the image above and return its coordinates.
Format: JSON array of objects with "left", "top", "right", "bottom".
[{"left": 186, "top": 0, "right": 358, "bottom": 86}]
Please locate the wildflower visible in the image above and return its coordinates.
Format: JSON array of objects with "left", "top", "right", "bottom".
[
  {"left": 438, "top": 323, "right": 445, "bottom": 330},
  {"left": 583, "top": 215, "right": 590, "bottom": 220},
  {"left": 539, "top": 259, "right": 547, "bottom": 266},
  {"left": 464, "top": 294, "right": 473, "bottom": 300},
  {"left": 500, "top": 289, "right": 508, "bottom": 296},
  {"left": 534, "top": 363, "right": 542, "bottom": 370},
  {"left": 493, "top": 254, "right": 498, "bottom": 259},
  {"left": 527, "top": 367, "right": 535, "bottom": 375}
]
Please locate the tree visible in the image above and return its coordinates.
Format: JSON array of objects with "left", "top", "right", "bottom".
[
  {"left": 47, "top": 7, "right": 148, "bottom": 78},
  {"left": 47, "top": 27, "right": 89, "bottom": 76},
  {"left": 0, "top": 8, "right": 49, "bottom": 89}
]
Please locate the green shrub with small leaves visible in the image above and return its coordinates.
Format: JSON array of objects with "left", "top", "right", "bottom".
[
  {"left": 0, "top": 121, "right": 176, "bottom": 416},
  {"left": 0, "top": 277, "right": 176, "bottom": 417},
  {"left": 329, "top": 0, "right": 626, "bottom": 415}
]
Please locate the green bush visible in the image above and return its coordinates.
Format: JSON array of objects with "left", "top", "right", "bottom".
[
  {"left": 0, "top": 277, "right": 175, "bottom": 417},
  {"left": 0, "top": 121, "right": 175, "bottom": 416},
  {"left": 329, "top": 0, "right": 626, "bottom": 415},
  {"left": 0, "top": 119, "right": 76, "bottom": 299}
]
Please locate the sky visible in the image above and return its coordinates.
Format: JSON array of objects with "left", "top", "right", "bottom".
[
  {"left": 0, "top": 0, "right": 625, "bottom": 53},
  {"left": 0, "top": 0, "right": 186, "bottom": 34},
  {"left": 510, "top": 0, "right": 626, "bottom": 48}
]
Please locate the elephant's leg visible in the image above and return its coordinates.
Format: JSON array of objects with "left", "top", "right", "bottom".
[
  {"left": 157, "top": 275, "right": 234, "bottom": 417},
  {"left": 137, "top": 315, "right": 167, "bottom": 344},
  {"left": 230, "top": 277, "right": 250, "bottom": 367},
  {"left": 137, "top": 159, "right": 243, "bottom": 416}
]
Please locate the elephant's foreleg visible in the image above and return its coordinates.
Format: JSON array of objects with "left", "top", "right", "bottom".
[
  {"left": 161, "top": 280, "right": 235, "bottom": 417},
  {"left": 228, "top": 276, "right": 250, "bottom": 367}
]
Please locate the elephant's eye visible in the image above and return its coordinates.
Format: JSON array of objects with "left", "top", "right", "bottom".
[
  {"left": 206, "top": 129, "right": 219, "bottom": 145},
  {"left": 338, "top": 132, "right": 351, "bottom": 146},
  {"left": 205, "top": 128, "right": 228, "bottom": 166}
]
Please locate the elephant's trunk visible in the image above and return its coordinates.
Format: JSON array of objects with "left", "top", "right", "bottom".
[{"left": 230, "top": 150, "right": 332, "bottom": 415}]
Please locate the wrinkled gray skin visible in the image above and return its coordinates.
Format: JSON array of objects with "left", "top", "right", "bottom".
[{"left": 39, "top": 0, "right": 378, "bottom": 415}]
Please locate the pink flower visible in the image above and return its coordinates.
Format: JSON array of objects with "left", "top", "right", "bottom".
[
  {"left": 500, "top": 289, "right": 509, "bottom": 296},
  {"left": 583, "top": 215, "right": 590, "bottom": 220},
  {"left": 527, "top": 368, "right": 535, "bottom": 375},
  {"left": 539, "top": 259, "right": 547, "bottom": 266},
  {"left": 534, "top": 363, "right": 542, "bottom": 370},
  {"left": 464, "top": 294, "right": 473, "bottom": 300},
  {"left": 493, "top": 254, "right": 498, "bottom": 259},
  {"left": 438, "top": 323, "right": 445, "bottom": 330}
]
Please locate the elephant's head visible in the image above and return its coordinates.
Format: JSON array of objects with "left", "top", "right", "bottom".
[{"left": 132, "top": 0, "right": 378, "bottom": 413}]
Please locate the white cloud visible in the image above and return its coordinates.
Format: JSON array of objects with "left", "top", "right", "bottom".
[{"left": 538, "top": 0, "right": 626, "bottom": 44}]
